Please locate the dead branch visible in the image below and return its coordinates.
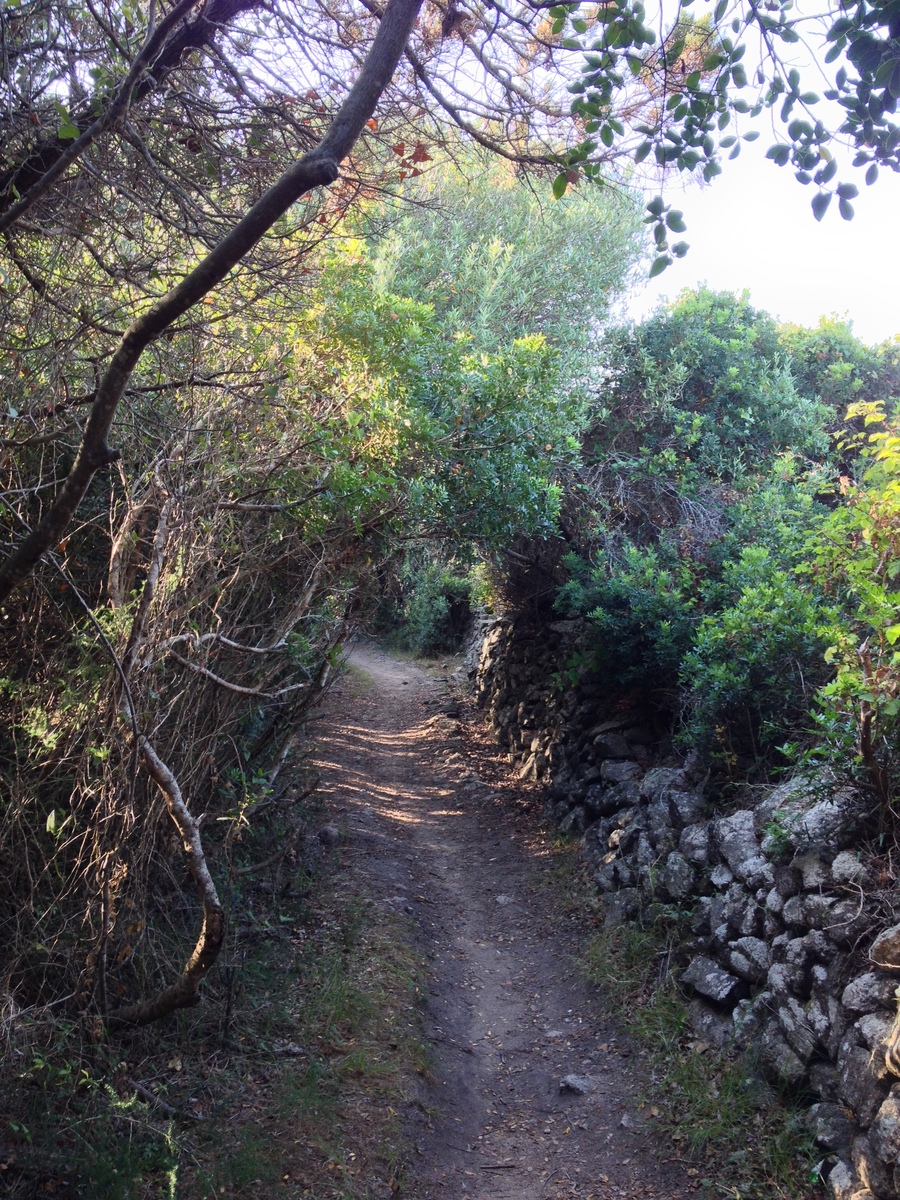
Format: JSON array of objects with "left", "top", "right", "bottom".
[{"left": 105, "top": 737, "right": 225, "bottom": 1029}]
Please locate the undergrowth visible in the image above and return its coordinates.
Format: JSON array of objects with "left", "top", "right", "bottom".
[
  {"left": 0, "top": 774, "right": 428, "bottom": 1199},
  {"left": 581, "top": 909, "right": 822, "bottom": 1200}
]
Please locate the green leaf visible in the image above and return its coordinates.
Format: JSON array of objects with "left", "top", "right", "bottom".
[
  {"left": 671, "top": 240, "right": 689, "bottom": 258},
  {"left": 665, "top": 210, "right": 687, "bottom": 232},
  {"left": 766, "top": 143, "right": 791, "bottom": 166},
  {"left": 649, "top": 254, "right": 673, "bottom": 278},
  {"left": 552, "top": 172, "right": 568, "bottom": 200},
  {"left": 866, "top": 163, "right": 879, "bottom": 185},
  {"left": 713, "top": 0, "right": 727, "bottom": 23},
  {"left": 836, "top": 181, "right": 859, "bottom": 200},
  {"left": 634, "top": 141, "right": 652, "bottom": 163},
  {"left": 811, "top": 191, "right": 831, "bottom": 221},
  {"left": 839, "top": 196, "right": 854, "bottom": 220},
  {"left": 58, "top": 122, "right": 79, "bottom": 140}
]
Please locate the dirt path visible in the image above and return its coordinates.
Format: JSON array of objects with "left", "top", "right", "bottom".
[{"left": 313, "top": 641, "right": 697, "bottom": 1200}]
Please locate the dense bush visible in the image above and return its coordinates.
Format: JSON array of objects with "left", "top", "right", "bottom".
[{"left": 558, "top": 289, "right": 899, "bottom": 772}]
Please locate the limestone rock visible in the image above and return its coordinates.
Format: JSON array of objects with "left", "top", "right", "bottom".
[
  {"left": 317, "top": 824, "right": 340, "bottom": 847},
  {"left": 714, "top": 810, "right": 760, "bottom": 876},
  {"left": 683, "top": 955, "right": 746, "bottom": 1005},
  {"left": 758, "top": 1020, "right": 807, "bottom": 1085},
  {"left": 856, "top": 1013, "right": 893, "bottom": 1052},
  {"left": 853, "top": 1132, "right": 895, "bottom": 1200},
  {"left": 593, "top": 732, "right": 632, "bottom": 759},
  {"left": 833, "top": 850, "right": 869, "bottom": 887},
  {"left": 828, "top": 898, "right": 876, "bottom": 946},
  {"left": 559, "top": 1074, "right": 592, "bottom": 1095},
  {"left": 776, "top": 993, "right": 819, "bottom": 1061},
  {"left": 839, "top": 1046, "right": 892, "bottom": 1127},
  {"left": 827, "top": 1158, "right": 858, "bottom": 1200},
  {"left": 808, "top": 1101, "right": 856, "bottom": 1153},
  {"left": 869, "top": 1085, "right": 900, "bottom": 1163},
  {"left": 736, "top": 854, "right": 775, "bottom": 890},
  {"left": 728, "top": 936, "right": 771, "bottom": 983},
  {"left": 599, "top": 760, "right": 642, "bottom": 784},
  {"left": 782, "top": 892, "right": 835, "bottom": 929},
  {"left": 639, "top": 766, "right": 688, "bottom": 796},
  {"left": 661, "top": 851, "right": 696, "bottom": 901},
  {"left": 688, "top": 997, "right": 735, "bottom": 1046},
  {"left": 756, "top": 775, "right": 867, "bottom": 852},
  {"left": 870, "top": 924, "right": 900, "bottom": 972},
  {"left": 679, "top": 822, "right": 710, "bottom": 866},
  {"left": 710, "top": 863, "right": 734, "bottom": 889},
  {"left": 666, "top": 787, "right": 708, "bottom": 826},
  {"left": 843, "top": 974, "right": 900, "bottom": 1016},
  {"left": 793, "top": 850, "right": 831, "bottom": 890}
]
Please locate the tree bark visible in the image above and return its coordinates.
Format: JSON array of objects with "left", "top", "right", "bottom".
[{"left": 0, "top": 0, "right": 425, "bottom": 606}]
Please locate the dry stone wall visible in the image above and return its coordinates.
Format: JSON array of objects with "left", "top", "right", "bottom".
[{"left": 473, "top": 615, "right": 900, "bottom": 1200}]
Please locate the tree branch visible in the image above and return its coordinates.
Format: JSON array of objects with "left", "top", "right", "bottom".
[{"left": 0, "top": 0, "right": 424, "bottom": 605}]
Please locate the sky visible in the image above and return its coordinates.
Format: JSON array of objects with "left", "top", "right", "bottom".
[{"left": 621, "top": 15, "right": 900, "bottom": 346}]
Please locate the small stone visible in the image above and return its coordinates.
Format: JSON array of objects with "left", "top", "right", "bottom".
[
  {"left": 594, "top": 732, "right": 632, "bottom": 759},
  {"left": 777, "top": 995, "right": 819, "bottom": 1061},
  {"left": 639, "top": 766, "right": 688, "bottom": 796},
  {"left": 852, "top": 1132, "right": 894, "bottom": 1199},
  {"left": 758, "top": 1020, "right": 807, "bottom": 1085},
  {"left": 729, "top": 936, "right": 771, "bottom": 981},
  {"left": 826, "top": 1159, "right": 857, "bottom": 1200},
  {"left": 839, "top": 1046, "right": 891, "bottom": 1127},
  {"left": 736, "top": 854, "right": 775, "bottom": 890},
  {"left": 688, "top": 997, "right": 735, "bottom": 1046},
  {"left": 782, "top": 892, "right": 835, "bottom": 929},
  {"left": 661, "top": 851, "right": 695, "bottom": 901},
  {"left": 317, "top": 824, "right": 340, "bottom": 847},
  {"left": 559, "top": 1074, "right": 592, "bottom": 1095}
]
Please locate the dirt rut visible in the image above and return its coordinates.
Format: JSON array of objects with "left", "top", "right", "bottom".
[{"left": 313, "top": 641, "right": 697, "bottom": 1200}]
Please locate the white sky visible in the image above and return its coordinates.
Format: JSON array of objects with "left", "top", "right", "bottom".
[
  {"left": 624, "top": 152, "right": 900, "bottom": 344},
  {"left": 620, "top": 4, "right": 900, "bottom": 346}
]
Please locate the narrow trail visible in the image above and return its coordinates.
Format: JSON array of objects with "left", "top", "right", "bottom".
[{"left": 312, "top": 642, "right": 698, "bottom": 1200}]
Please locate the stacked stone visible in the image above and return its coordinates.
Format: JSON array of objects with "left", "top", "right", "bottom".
[{"left": 472, "top": 615, "right": 900, "bottom": 1200}]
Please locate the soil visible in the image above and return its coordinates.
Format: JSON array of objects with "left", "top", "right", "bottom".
[{"left": 312, "top": 641, "right": 700, "bottom": 1200}]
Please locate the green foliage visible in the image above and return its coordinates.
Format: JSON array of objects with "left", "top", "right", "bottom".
[
  {"left": 559, "top": 288, "right": 852, "bottom": 763},
  {"left": 801, "top": 403, "right": 900, "bottom": 803},
  {"left": 680, "top": 545, "right": 838, "bottom": 754},
  {"left": 387, "top": 558, "right": 477, "bottom": 656},
  {"left": 368, "top": 156, "right": 644, "bottom": 368},
  {"left": 779, "top": 319, "right": 900, "bottom": 423},
  {"left": 592, "top": 288, "right": 830, "bottom": 487}
]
